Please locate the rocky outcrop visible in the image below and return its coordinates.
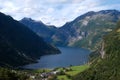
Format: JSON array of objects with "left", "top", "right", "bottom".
[{"left": 100, "top": 41, "right": 105, "bottom": 59}]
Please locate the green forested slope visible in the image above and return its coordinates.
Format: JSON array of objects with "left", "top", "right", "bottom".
[
  {"left": 73, "top": 22, "right": 120, "bottom": 80},
  {"left": 0, "top": 68, "right": 28, "bottom": 80}
]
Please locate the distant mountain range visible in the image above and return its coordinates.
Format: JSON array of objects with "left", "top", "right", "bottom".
[
  {"left": 20, "top": 18, "right": 57, "bottom": 43},
  {"left": 20, "top": 10, "right": 120, "bottom": 50},
  {"left": 0, "top": 12, "right": 60, "bottom": 67}
]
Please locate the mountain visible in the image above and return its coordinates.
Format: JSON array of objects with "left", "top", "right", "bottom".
[
  {"left": 0, "top": 12, "right": 60, "bottom": 67},
  {"left": 73, "top": 21, "right": 120, "bottom": 80},
  {"left": 20, "top": 18, "right": 57, "bottom": 43},
  {"left": 53, "top": 10, "right": 120, "bottom": 49},
  {"left": 20, "top": 10, "right": 120, "bottom": 50}
]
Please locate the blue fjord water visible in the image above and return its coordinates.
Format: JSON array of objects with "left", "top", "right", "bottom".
[{"left": 23, "top": 47, "right": 90, "bottom": 69}]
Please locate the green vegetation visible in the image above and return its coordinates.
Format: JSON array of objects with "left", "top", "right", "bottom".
[
  {"left": 23, "top": 65, "right": 89, "bottom": 80},
  {"left": 58, "top": 75, "right": 70, "bottom": 80},
  {"left": 33, "top": 68, "right": 51, "bottom": 73},
  {"left": 73, "top": 22, "right": 120, "bottom": 80},
  {"left": 57, "top": 65, "right": 89, "bottom": 80},
  {"left": 0, "top": 68, "right": 29, "bottom": 80},
  {"left": 66, "top": 65, "right": 89, "bottom": 76}
]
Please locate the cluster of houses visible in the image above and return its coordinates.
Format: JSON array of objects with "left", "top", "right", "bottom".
[
  {"left": 29, "top": 67, "right": 72, "bottom": 80},
  {"left": 29, "top": 69, "right": 60, "bottom": 80},
  {"left": 40, "top": 70, "right": 60, "bottom": 78}
]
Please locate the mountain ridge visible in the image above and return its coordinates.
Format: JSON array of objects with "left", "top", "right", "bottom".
[
  {"left": 53, "top": 9, "right": 120, "bottom": 49},
  {"left": 0, "top": 12, "right": 60, "bottom": 67},
  {"left": 20, "top": 9, "right": 120, "bottom": 50},
  {"left": 20, "top": 17, "right": 58, "bottom": 43}
]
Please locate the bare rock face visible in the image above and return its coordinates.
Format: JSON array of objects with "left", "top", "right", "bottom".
[{"left": 100, "top": 42, "right": 105, "bottom": 59}]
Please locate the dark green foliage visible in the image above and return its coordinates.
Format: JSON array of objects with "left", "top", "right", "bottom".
[
  {"left": 0, "top": 68, "right": 28, "bottom": 80},
  {"left": 48, "top": 75, "right": 57, "bottom": 80},
  {"left": 66, "top": 74, "right": 72, "bottom": 79},
  {"left": 58, "top": 70, "right": 66, "bottom": 75},
  {"left": 73, "top": 22, "right": 120, "bottom": 80}
]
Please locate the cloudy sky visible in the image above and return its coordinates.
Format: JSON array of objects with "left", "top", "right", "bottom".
[{"left": 0, "top": 0, "right": 120, "bottom": 27}]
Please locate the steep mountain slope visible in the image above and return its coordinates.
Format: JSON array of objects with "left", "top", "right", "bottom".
[
  {"left": 0, "top": 12, "right": 60, "bottom": 67},
  {"left": 0, "top": 35, "right": 32, "bottom": 67},
  {"left": 53, "top": 10, "right": 120, "bottom": 49},
  {"left": 20, "top": 10, "right": 120, "bottom": 50},
  {"left": 73, "top": 22, "right": 120, "bottom": 80},
  {"left": 20, "top": 18, "right": 57, "bottom": 42}
]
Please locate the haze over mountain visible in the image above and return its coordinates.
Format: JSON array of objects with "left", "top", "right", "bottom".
[
  {"left": 0, "top": 12, "right": 60, "bottom": 67},
  {"left": 20, "top": 10, "right": 120, "bottom": 50}
]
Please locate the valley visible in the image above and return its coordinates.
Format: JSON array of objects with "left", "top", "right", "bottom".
[{"left": 0, "top": 9, "right": 120, "bottom": 80}]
